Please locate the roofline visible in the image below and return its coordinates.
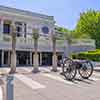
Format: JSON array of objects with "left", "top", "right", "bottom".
[{"left": 0, "top": 5, "right": 54, "bottom": 21}]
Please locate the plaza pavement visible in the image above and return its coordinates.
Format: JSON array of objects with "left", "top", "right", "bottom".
[
  {"left": 0, "top": 86, "right": 3, "bottom": 100},
  {"left": 0, "top": 78, "right": 4, "bottom": 100},
  {"left": 0, "top": 67, "right": 100, "bottom": 100}
]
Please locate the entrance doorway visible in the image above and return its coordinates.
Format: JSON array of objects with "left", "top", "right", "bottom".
[
  {"left": 4, "top": 51, "right": 8, "bottom": 65},
  {"left": 17, "top": 51, "right": 30, "bottom": 66},
  {"left": 41, "top": 52, "right": 52, "bottom": 66}
]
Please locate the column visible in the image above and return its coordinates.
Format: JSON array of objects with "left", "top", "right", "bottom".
[
  {"left": 52, "top": 53, "right": 58, "bottom": 71},
  {"left": 8, "top": 51, "right": 11, "bottom": 66},
  {"left": 30, "top": 52, "right": 32, "bottom": 66},
  {"left": 33, "top": 53, "right": 39, "bottom": 73},
  {"left": 0, "top": 19, "right": 1, "bottom": 34},
  {"left": 1, "top": 50, "right": 4, "bottom": 66},
  {"left": 0, "top": 20, "right": 4, "bottom": 33},
  {"left": 39, "top": 52, "right": 42, "bottom": 66},
  {"left": 64, "top": 40, "right": 70, "bottom": 57},
  {"left": 22, "top": 23, "right": 25, "bottom": 37}
]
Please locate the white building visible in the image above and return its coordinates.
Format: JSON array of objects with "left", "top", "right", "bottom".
[
  {"left": 0, "top": 5, "right": 66, "bottom": 67},
  {"left": 0, "top": 5, "right": 95, "bottom": 67}
]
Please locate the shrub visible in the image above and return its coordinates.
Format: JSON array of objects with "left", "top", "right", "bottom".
[{"left": 71, "top": 49, "right": 100, "bottom": 62}]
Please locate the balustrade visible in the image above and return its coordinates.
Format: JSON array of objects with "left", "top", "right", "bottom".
[{"left": 0, "top": 34, "right": 95, "bottom": 47}]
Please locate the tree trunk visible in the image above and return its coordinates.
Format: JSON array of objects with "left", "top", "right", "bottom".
[
  {"left": 10, "top": 25, "right": 16, "bottom": 74},
  {"left": 52, "top": 53, "right": 57, "bottom": 72},
  {"left": 9, "top": 25, "right": 16, "bottom": 74},
  {"left": 10, "top": 50, "right": 16, "bottom": 74},
  {"left": 33, "top": 39, "right": 39, "bottom": 73},
  {"left": 64, "top": 40, "right": 71, "bottom": 57},
  {"left": 51, "top": 39, "right": 58, "bottom": 72},
  {"left": 67, "top": 40, "right": 71, "bottom": 57}
]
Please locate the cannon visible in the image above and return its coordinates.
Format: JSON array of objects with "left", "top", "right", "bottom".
[{"left": 61, "top": 57, "right": 94, "bottom": 80}]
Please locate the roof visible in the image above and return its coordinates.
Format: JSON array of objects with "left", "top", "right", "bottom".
[{"left": 0, "top": 5, "right": 54, "bottom": 20}]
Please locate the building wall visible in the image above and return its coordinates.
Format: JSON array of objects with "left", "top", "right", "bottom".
[
  {"left": 0, "top": 6, "right": 59, "bottom": 52},
  {"left": 0, "top": 6, "right": 96, "bottom": 67},
  {"left": 0, "top": 7, "right": 55, "bottom": 35}
]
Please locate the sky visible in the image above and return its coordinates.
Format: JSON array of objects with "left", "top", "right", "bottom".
[{"left": 0, "top": 0, "right": 100, "bottom": 30}]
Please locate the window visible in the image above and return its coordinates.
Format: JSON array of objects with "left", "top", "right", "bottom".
[
  {"left": 3, "top": 24, "right": 10, "bottom": 34},
  {"left": 15, "top": 22, "right": 27, "bottom": 37},
  {"left": 16, "top": 26, "right": 22, "bottom": 37},
  {"left": 15, "top": 22, "right": 23, "bottom": 37},
  {"left": 42, "top": 26, "right": 49, "bottom": 34},
  {"left": 24, "top": 23, "right": 27, "bottom": 38},
  {"left": 16, "top": 26, "right": 22, "bottom": 32}
]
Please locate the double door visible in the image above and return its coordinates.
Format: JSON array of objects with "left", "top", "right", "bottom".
[{"left": 17, "top": 51, "right": 30, "bottom": 66}]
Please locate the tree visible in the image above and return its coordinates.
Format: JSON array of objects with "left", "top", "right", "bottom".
[
  {"left": 75, "top": 9, "right": 100, "bottom": 48},
  {"left": 51, "top": 33, "right": 58, "bottom": 72},
  {"left": 55, "top": 26, "right": 73, "bottom": 57},
  {"left": 64, "top": 32, "right": 74, "bottom": 57},
  {"left": 9, "top": 24, "right": 16, "bottom": 74},
  {"left": 56, "top": 26, "right": 69, "bottom": 33},
  {"left": 32, "top": 28, "right": 40, "bottom": 73},
  {"left": 69, "top": 30, "right": 90, "bottom": 39}
]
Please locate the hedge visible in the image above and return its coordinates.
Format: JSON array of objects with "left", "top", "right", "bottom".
[{"left": 71, "top": 49, "right": 100, "bottom": 62}]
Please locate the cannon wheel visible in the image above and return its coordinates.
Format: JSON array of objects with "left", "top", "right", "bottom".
[
  {"left": 78, "top": 61, "right": 93, "bottom": 79},
  {"left": 62, "top": 58, "right": 77, "bottom": 80}
]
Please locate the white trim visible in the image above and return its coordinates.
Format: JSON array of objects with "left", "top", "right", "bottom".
[{"left": 0, "top": 10, "right": 54, "bottom": 23}]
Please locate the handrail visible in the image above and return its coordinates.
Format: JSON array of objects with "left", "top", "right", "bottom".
[
  {"left": 0, "top": 34, "right": 95, "bottom": 46},
  {"left": 71, "top": 39, "right": 95, "bottom": 46}
]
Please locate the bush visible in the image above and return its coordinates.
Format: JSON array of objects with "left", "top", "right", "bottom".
[{"left": 71, "top": 49, "right": 100, "bottom": 62}]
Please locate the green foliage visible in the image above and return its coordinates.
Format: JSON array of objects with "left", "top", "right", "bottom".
[
  {"left": 56, "top": 26, "right": 86, "bottom": 43},
  {"left": 56, "top": 26, "right": 68, "bottom": 33},
  {"left": 55, "top": 26, "right": 70, "bottom": 39},
  {"left": 72, "top": 49, "right": 100, "bottom": 61},
  {"left": 70, "top": 30, "right": 91, "bottom": 39},
  {"left": 75, "top": 9, "right": 100, "bottom": 48}
]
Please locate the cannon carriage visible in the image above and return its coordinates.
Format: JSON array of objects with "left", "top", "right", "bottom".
[{"left": 61, "top": 57, "right": 94, "bottom": 80}]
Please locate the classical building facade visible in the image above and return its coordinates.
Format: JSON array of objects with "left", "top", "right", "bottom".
[
  {"left": 0, "top": 5, "right": 65, "bottom": 67},
  {"left": 0, "top": 6, "right": 95, "bottom": 67}
]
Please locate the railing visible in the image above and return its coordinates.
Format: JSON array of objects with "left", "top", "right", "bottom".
[
  {"left": 56, "top": 40, "right": 65, "bottom": 47},
  {"left": 0, "top": 34, "right": 95, "bottom": 47},
  {"left": 17, "top": 37, "right": 34, "bottom": 44},
  {"left": 0, "top": 34, "right": 12, "bottom": 43},
  {"left": 71, "top": 39, "right": 95, "bottom": 46},
  {"left": 0, "top": 34, "right": 33, "bottom": 44}
]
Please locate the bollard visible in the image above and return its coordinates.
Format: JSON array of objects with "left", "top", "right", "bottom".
[{"left": 7, "top": 75, "right": 14, "bottom": 100}]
